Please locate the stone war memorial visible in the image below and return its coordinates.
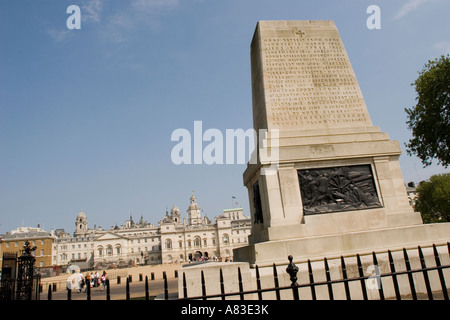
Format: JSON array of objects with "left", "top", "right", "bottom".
[{"left": 179, "top": 20, "right": 450, "bottom": 299}]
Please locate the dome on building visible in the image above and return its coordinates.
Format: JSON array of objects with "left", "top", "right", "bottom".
[
  {"left": 171, "top": 205, "right": 180, "bottom": 214},
  {"left": 77, "top": 211, "right": 86, "bottom": 219},
  {"left": 189, "top": 192, "right": 200, "bottom": 210}
]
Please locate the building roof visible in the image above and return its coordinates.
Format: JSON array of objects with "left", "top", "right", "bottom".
[{"left": 3, "top": 231, "right": 52, "bottom": 240}]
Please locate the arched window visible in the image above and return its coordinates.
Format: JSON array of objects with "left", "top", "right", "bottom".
[
  {"left": 178, "top": 241, "right": 183, "bottom": 248},
  {"left": 165, "top": 239, "right": 172, "bottom": 250},
  {"left": 97, "top": 246, "right": 103, "bottom": 257},
  {"left": 106, "top": 245, "right": 113, "bottom": 256},
  {"left": 194, "top": 237, "right": 201, "bottom": 248},
  {"left": 223, "top": 234, "right": 229, "bottom": 244},
  {"left": 115, "top": 244, "right": 121, "bottom": 255}
]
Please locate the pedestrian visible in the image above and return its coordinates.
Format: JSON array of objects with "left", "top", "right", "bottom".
[
  {"left": 77, "top": 270, "right": 84, "bottom": 293},
  {"left": 90, "top": 273, "right": 95, "bottom": 288},
  {"left": 84, "top": 273, "right": 91, "bottom": 293},
  {"left": 101, "top": 271, "right": 107, "bottom": 291},
  {"left": 95, "top": 271, "right": 100, "bottom": 287}
]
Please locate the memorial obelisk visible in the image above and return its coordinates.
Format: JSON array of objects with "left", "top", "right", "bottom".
[{"left": 234, "top": 20, "right": 450, "bottom": 266}]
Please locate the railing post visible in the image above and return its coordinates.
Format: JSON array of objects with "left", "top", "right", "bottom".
[
  {"left": 340, "top": 256, "right": 351, "bottom": 300},
  {"left": 86, "top": 278, "right": 91, "bottom": 301},
  {"left": 238, "top": 267, "right": 244, "bottom": 300},
  {"left": 372, "top": 252, "right": 384, "bottom": 300},
  {"left": 388, "top": 250, "right": 401, "bottom": 300},
  {"left": 145, "top": 276, "right": 149, "bottom": 301},
  {"left": 126, "top": 277, "right": 130, "bottom": 300},
  {"left": 286, "top": 255, "right": 299, "bottom": 300},
  {"left": 47, "top": 284, "right": 52, "bottom": 300},
  {"left": 182, "top": 272, "right": 188, "bottom": 299},
  {"left": 201, "top": 270, "right": 206, "bottom": 300},
  {"left": 403, "top": 248, "right": 417, "bottom": 300},
  {"left": 106, "top": 279, "right": 110, "bottom": 300},
  {"left": 307, "top": 260, "right": 316, "bottom": 300},
  {"left": 163, "top": 271, "right": 168, "bottom": 300},
  {"left": 356, "top": 254, "right": 368, "bottom": 300},
  {"left": 432, "top": 244, "right": 448, "bottom": 300},
  {"left": 418, "top": 246, "right": 433, "bottom": 300},
  {"left": 219, "top": 268, "right": 225, "bottom": 301},
  {"left": 255, "top": 265, "right": 262, "bottom": 300},
  {"left": 273, "top": 263, "right": 280, "bottom": 300},
  {"left": 324, "top": 257, "right": 333, "bottom": 300}
]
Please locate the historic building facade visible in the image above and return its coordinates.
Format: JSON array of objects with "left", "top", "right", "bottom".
[
  {"left": 160, "top": 193, "right": 251, "bottom": 263},
  {"left": 0, "top": 226, "right": 54, "bottom": 268},
  {"left": 51, "top": 193, "right": 251, "bottom": 269}
]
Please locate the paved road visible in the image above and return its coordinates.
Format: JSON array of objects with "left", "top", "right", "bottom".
[{"left": 41, "top": 278, "right": 179, "bottom": 300}]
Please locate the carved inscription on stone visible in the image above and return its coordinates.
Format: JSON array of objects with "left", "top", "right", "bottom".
[
  {"left": 260, "top": 29, "right": 372, "bottom": 130},
  {"left": 298, "top": 165, "right": 382, "bottom": 215}
]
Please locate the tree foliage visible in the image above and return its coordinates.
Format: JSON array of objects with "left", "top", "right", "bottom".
[
  {"left": 414, "top": 173, "right": 450, "bottom": 223},
  {"left": 405, "top": 54, "right": 450, "bottom": 167}
]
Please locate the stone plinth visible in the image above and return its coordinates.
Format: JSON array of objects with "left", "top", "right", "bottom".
[{"left": 235, "top": 20, "right": 450, "bottom": 267}]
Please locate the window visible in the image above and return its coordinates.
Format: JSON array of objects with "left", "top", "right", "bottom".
[
  {"left": 223, "top": 234, "right": 229, "bottom": 244},
  {"left": 178, "top": 241, "right": 183, "bottom": 248},
  {"left": 116, "top": 245, "right": 121, "bottom": 255},
  {"left": 98, "top": 247, "right": 103, "bottom": 257},
  {"left": 165, "top": 239, "right": 172, "bottom": 250},
  {"left": 194, "top": 237, "right": 201, "bottom": 248},
  {"left": 40, "top": 249, "right": 44, "bottom": 256},
  {"left": 107, "top": 246, "right": 113, "bottom": 256}
]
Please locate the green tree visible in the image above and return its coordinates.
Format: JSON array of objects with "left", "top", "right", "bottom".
[
  {"left": 414, "top": 173, "right": 450, "bottom": 223},
  {"left": 405, "top": 54, "right": 450, "bottom": 167}
]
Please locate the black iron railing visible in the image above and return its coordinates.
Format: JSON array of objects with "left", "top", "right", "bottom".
[
  {"left": 181, "top": 243, "right": 450, "bottom": 301},
  {"left": 41, "top": 243, "right": 449, "bottom": 300}
]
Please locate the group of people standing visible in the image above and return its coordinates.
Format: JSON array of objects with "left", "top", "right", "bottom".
[{"left": 75, "top": 270, "right": 108, "bottom": 293}]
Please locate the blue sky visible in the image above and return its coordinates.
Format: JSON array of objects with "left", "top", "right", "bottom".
[{"left": 0, "top": 0, "right": 449, "bottom": 234}]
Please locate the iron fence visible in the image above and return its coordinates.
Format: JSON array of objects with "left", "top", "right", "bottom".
[
  {"left": 180, "top": 243, "right": 450, "bottom": 300},
  {"left": 42, "top": 243, "right": 450, "bottom": 300}
]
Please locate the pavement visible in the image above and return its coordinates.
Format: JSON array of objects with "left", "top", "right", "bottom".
[{"left": 41, "top": 277, "right": 179, "bottom": 300}]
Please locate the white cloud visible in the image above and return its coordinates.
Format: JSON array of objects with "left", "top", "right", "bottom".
[
  {"left": 394, "top": 0, "right": 434, "bottom": 20},
  {"left": 46, "top": 28, "right": 72, "bottom": 43},
  {"left": 81, "top": 0, "right": 103, "bottom": 24},
  {"left": 434, "top": 41, "right": 450, "bottom": 54}
]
